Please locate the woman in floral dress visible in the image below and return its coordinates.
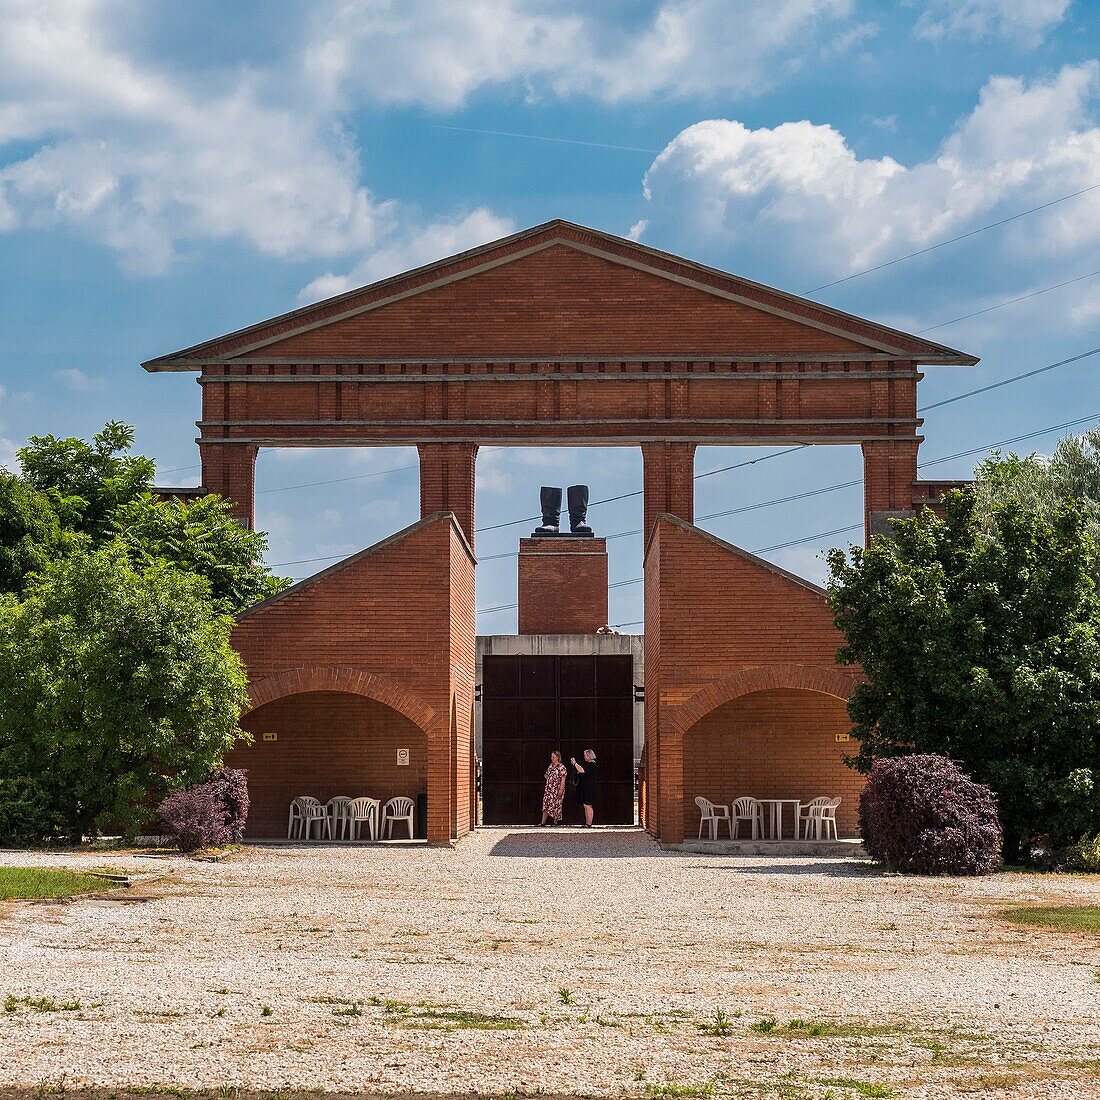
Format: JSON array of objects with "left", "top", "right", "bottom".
[{"left": 539, "top": 751, "right": 568, "bottom": 826}]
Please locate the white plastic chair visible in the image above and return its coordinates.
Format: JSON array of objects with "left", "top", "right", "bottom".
[
  {"left": 730, "top": 796, "right": 764, "bottom": 840},
  {"left": 346, "top": 797, "right": 380, "bottom": 841},
  {"left": 695, "top": 796, "right": 731, "bottom": 839},
  {"left": 798, "top": 796, "right": 833, "bottom": 839},
  {"left": 295, "top": 795, "right": 330, "bottom": 841},
  {"left": 813, "top": 797, "right": 841, "bottom": 841},
  {"left": 382, "top": 796, "right": 415, "bottom": 839},
  {"left": 287, "top": 797, "right": 308, "bottom": 839},
  {"left": 326, "top": 796, "right": 353, "bottom": 840}
]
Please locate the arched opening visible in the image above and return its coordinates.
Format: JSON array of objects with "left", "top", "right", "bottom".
[
  {"left": 682, "top": 688, "right": 864, "bottom": 839},
  {"left": 227, "top": 690, "right": 428, "bottom": 838}
]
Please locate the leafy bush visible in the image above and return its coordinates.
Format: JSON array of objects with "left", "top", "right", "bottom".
[
  {"left": 157, "top": 768, "right": 249, "bottom": 852},
  {"left": 158, "top": 784, "right": 229, "bottom": 853},
  {"left": 1063, "top": 833, "right": 1100, "bottom": 872},
  {"left": 859, "top": 754, "right": 1002, "bottom": 875},
  {"left": 0, "top": 764, "right": 65, "bottom": 846},
  {"left": 207, "top": 767, "right": 249, "bottom": 841}
]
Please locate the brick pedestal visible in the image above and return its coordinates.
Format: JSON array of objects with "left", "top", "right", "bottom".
[{"left": 518, "top": 537, "right": 608, "bottom": 634}]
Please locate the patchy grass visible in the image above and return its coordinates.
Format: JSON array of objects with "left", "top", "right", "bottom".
[
  {"left": 399, "top": 1007, "right": 524, "bottom": 1032},
  {"left": 697, "top": 1008, "right": 736, "bottom": 1036},
  {"left": 1000, "top": 905, "right": 1100, "bottom": 936},
  {"left": 817, "top": 1079, "right": 895, "bottom": 1098},
  {"left": 4, "top": 995, "right": 82, "bottom": 1013},
  {"left": 0, "top": 867, "right": 108, "bottom": 900},
  {"left": 644, "top": 1083, "right": 714, "bottom": 1098}
]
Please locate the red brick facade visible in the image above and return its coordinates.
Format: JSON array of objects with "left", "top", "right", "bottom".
[
  {"left": 144, "top": 220, "right": 975, "bottom": 543},
  {"left": 643, "top": 515, "right": 863, "bottom": 844},
  {"left": 142, "top": 222, "right": 977, "bottom": 849},
  {"left": 229, "top": 693, "right": 426, "bottom": 838},
  {"left": 228, "top": 513, "right": 476, "bottom": 844},
  {"left": 517, "top": 538, "right": 609, "bottom": 634}
]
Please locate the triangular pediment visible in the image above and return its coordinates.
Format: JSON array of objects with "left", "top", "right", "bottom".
[{"left": 144, "top": 221, "right": 977, "bottom": 369}]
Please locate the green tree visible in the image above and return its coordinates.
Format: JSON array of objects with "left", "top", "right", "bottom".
[
  {"left": 0, "top": 543, "right": 249, "bottom": 843},
  {"left": 18, "top": 421, "right": 154, "bottom": 540},
  {"left": 112, "top": 493, "right": 287, "bottom": 613},
  {"left": 0, "top": 472, "right": 65, "bottom": 593},
  {"left": 971, "top": 428, "right": 1100, "bottom": 552},
  {"left": 827, "top": 492, "right": 1100, "bottom": 857},
  {"left": 2, "top": 421, "right": 287, "bottom": 609}
]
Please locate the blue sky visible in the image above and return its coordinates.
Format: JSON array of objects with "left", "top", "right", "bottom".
[{"left": 2, "top": 0, "right": 1099, "bottom": 632}]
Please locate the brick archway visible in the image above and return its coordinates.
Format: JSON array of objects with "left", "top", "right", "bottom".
[
  {"left": 669, "top": 663, "right": 860, "bottom": 737},
  {"left": 243, "top": 666, "right": 437, "bottom": 733}
]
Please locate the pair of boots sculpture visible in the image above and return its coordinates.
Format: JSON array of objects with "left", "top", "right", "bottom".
[{"left": 533, "top": 485, "right": 593, "bottom": 537}]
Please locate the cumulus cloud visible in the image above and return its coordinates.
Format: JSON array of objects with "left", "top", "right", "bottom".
[
  {"left": 307, "top": 0, "right": 856, "bottom": 110},
  {"left": 913, "top": 0, "right": 1072, "bottom": 48},
  {"left": 54, "top": 368, "right": 105, "bottom": 392},
  {"left": 640, "top": 62, "right": 1100, "bottom": 324},
  {"left": 0, "top": 0, "right": 871, "bottom": 277},
  {"left": 0, "top": 436, "right": 16, "bottom": 470}
]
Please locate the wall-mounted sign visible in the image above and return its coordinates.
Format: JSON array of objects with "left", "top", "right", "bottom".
[
  {"left": 396, "top": 748, "right": 410, "bottom": 766},
  {"left": 835, "top": 732, "right": 851, "bottom": 743},
  {"left": 263, "top": 732, "right": 278, "bottom": 742}
]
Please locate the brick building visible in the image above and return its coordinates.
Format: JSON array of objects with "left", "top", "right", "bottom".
[{"left": 145, "top": 220, "right": 975, "bottom": 845}]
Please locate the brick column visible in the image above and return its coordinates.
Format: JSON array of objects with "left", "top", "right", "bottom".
[
  {"left": 862, "top": 439, "right": 918, "bottom": 543},
  {"left": 418, "top": 443, "right": 478, "bottom": 548},
  {"left": 642, "top": 442, "right": 696, "bottom": 539},
  {"left": 426, "top": 714, "right": 455, "bottom": 846},
  {"left": 199, "top": 441, "right": 258, "bottom": 528}
]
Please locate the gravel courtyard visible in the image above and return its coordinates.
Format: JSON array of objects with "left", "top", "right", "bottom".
[{"left": 2, "top": 829, "right": 1100, "bottom": 1099}]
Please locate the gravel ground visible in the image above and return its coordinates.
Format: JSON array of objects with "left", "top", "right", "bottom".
[{"left": 1, "top": 828, "right": 1099, "bottom": 1099}]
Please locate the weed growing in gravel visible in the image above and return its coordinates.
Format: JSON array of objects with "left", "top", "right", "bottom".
[
  {"left": 643, "top": 1082, "right": 713, "bottom": 1098},
  {"left": 5, "top": 995, "right": 82, "bottom": 1013},
  {"left": 399, "top": 1007, "right": 524, "bottom": 1032},
  {"left": 698, "top": 1008, "right": 735, "bottom": 1036},
  {"left": 260, "top": 1004, "right": 273, "bottom": 1017},
  {"left": 558, "top": 987, "right": 575, "bottom": 1005},
  {"left": 751, "top": 1016, "right": 778, "bottom": 1034},
  {"left": 333, "top": 1003, "right": 364, "bottom": 1017},
  {"left": 817, "top": 1079, "right": 894, "bottom": 1098},
  {"left": 367, "top": 996, "right": 410, "bottom": 1015}
]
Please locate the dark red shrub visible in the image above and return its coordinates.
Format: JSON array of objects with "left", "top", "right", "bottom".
[
  {"left": 157, "top": 767, "right": 249, "bottom": 851},
  {"left": 157, "top": 784, "right": 228, "bottom": 852},
  {"left": 859, "top": 754, "right": 1002, "bottom": 875},
  {"left": 207, "top": 767, "right": 249, "bottom": 841}
]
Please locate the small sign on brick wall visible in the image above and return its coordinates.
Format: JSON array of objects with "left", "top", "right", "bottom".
[
  {"left": 396, "top": 748, "right": 410, "bottom": 766},
  {"left": 263, "top": 732, "right": 278, "bottom": 742},
  {"left": 835, "top": 732, "right": 851, "bottom": 743}
]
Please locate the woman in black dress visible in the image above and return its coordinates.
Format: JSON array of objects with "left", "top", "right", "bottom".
[{"left": 570, "top": 749, "right": 597, "bottom": 828}]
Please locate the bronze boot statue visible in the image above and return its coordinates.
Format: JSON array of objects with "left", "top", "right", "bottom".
[
  {"left": 533, "top": 486, "right": 562, "bottom": 535},
  {"left": 567, "top": 484, "right": 593, "bottom": 536}
]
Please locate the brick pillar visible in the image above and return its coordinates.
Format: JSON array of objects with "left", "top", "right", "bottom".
[
  {"left": 200, "top": 441, "right": 258, "bottom": 528},
  {"left": 642, "top": 442, "right": 696, "bottom": 539},
  {"left": 518, "top": 538, "right": 609, "bottom": 634},
  {"left": 658, "top": 717, "right": 684, "bottom": 845},
  {"left": 862, "top": 439, "right": 918, "bottom": 543},
  {"left": 426, "top": 714, "right": 454, "bottom": 846},
  {"left": 418, "top": 443, "right": 478, "bottom": 548}
]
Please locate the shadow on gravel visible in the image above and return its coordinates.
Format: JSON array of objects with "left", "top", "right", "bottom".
[
  {"left": 487, "top": 827, "right": 664, "bottom": 858},
  {"left": 680, "top": 860, "right": 879, "bottom": 877}
]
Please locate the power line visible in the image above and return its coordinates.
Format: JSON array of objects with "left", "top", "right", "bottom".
[
  {"left": 473, "top": 410, "right": 1100, "bottom": 616},
  {"left": 917, "top": 269, "right": 1100, "bottom": 333},
  {"left": 805, "top": 181, "right": 1100, "bottom": 294},
  {"left": 919, "top": 347, "right": 1100, "bottom": 412}
]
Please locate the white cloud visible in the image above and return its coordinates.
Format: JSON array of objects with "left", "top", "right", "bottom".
[
  {"left": 0, "top": 2, "right": 506, "bottom": 277},
  {"left": 0, "top": 435, "right": 16, "bottom": 471},
  {"left": 298, "top": 208, "right": 515, "bottom": 302},
  {"left": 913, "top": 0, "right": 1072, "bottom": 48},
  {"left": 55, "top": 367, "right": 105, "bottom": 392},
  {"left": 0, "top": 0, "right": 869, "bottom": 277},
  {"left": 640, "top": 62, "right": 1100, "bottom": 325},
  {"left": 307, "top": 0, "right": 856, "bottom": 110}
]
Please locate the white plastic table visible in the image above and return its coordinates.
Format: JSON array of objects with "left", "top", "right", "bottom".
[{"left": 758, "top": 799, "right": 801, "bottom": 840}]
